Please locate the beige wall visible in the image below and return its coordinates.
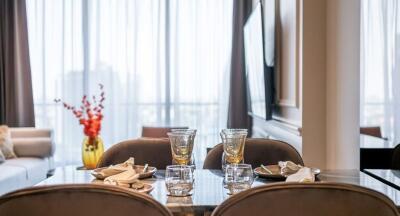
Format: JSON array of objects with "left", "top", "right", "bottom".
[
  {"left": 252, "top": 0, "right": 302, "bottom": 153},
  {"left": 301, "top": 0, "right": 327, "bottom": 168},
  {"left": 325, "top": 0, "right": 360, "bottom": 169},
  {"left": 253, "top": 0, "right": 360, "bottom": 169},
  {"left": 275, "top": 0, "right": 302, "bottom": 126}
]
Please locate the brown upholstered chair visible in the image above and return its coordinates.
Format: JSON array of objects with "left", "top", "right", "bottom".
[
  {"left": 360, "top": 126, "right": 387, "bottom": 139},
  {"left": 97, "top": 138, "right": 172, "bottom": 169},
  {"left": 211, "top": 182, "right": 399, "bottom": 216},
  {"left": 141, "top": 126, "right": 189, "bottom": 138},
  {"left": 203, "top": 138, "right": 304, "bottom": 169},
  {"left": 0, "top": 184, "right": 172, "bottom": 216}
]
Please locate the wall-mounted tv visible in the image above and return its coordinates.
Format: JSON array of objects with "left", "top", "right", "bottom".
[{"left": 244, "top": 1, "right": 275, "bottom": 120}]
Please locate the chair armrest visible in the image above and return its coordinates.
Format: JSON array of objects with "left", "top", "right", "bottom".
[
  {"left": 12, "top": 137, "right": 55, "bottom": 158},
  {"left": 10, "top": 127, "right": 53, "bottom": 138}
]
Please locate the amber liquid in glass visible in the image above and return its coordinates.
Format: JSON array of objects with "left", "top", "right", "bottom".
[
  {"left": 172, "top": 145, "right": 191, "bottom": 165},
  {"left": 224, "top": 138, "right": 245, "bottom": 164}
]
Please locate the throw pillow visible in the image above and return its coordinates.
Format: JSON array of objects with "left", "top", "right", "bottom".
[
  {"left": 0, "top": 150, "right": 5, "bottom": 163},
  {"left": 0, "top": 125, "right": 16, "bottom": 158}
]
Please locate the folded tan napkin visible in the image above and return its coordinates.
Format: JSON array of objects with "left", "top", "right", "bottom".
[
  {"left": 104, "top": 166, "right": 140, "bottom": 186},
  {"left": 278, "top": 161, "right": 302, "bottom": 176},
  {"left": 98, "top": 157, "right": 135, "bottom": 178},
  {"left": 285, "top": 167, "right": 315, "bottom": 183}
]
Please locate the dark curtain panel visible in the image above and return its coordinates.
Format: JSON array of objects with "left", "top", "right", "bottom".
[
  {"left": 0, "top": 0, "right": 35, "bottom": 127},
  {"left": 227, "top": 0, "right": 253, "bottom": 130}
]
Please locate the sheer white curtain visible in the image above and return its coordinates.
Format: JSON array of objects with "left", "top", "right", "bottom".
[
  {"left": 361, "top": 0, "right": 400, "bottom": 142},
  {"left": 26, "top": 0, "right": 233, "bottom": 166}
]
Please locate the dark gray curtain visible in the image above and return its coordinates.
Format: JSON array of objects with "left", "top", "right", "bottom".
[
  {"left": 0, "top": 0, "right": 35, "bottom": 127},
  {"left": 227, "top": 0, "right": 253, "bottom": 130}
]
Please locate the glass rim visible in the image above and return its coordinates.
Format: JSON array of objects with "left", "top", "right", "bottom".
[
  {"left": 171, "top": 129, "right": 197, "bottom": 133},
  {"left": 221, "top": 129, "right": 248, "bottom": 134},
  {"left": 167, "top": 132, "right": 193, "bottom": 137},
  {"left": 166, "top": 165, "right": 193, "bottom": 169},
  {"left": 225, "top": 163, "right": 252, "bottom": 169}
]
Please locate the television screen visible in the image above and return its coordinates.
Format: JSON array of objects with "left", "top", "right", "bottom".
[{"left": 244, "top": 3, "right": 267, "bottom": 119}]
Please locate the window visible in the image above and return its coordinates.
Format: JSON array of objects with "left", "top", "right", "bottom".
[
  {"left": 361, "top": 0, "right": 400, "bottom": 142},
  {"left": 26, "top": 0, "right": 233, "bottom": 166}
]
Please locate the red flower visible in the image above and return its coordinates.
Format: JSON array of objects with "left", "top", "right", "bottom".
[{"left": 55, "top": 84, "right": 105, "bottom": 140}]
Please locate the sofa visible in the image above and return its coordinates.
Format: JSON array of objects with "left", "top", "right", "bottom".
[{"left": 0, "top": 128, "right": 54, "bottom": 195}]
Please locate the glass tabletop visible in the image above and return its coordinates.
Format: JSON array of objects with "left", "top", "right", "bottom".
[
  {"left": 37, "top": 166, "right": 400, "bottom": 214},
  {"left": 364, "top": 169, "right": 400, "bottom": 191}
]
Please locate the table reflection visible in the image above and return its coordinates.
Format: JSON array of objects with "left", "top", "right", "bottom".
[{"left": 37, "top": 166, "right": 400, "bottom": 213}]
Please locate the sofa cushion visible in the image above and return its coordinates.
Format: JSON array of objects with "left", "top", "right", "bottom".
[
  {"left": 0, "top": 125, "right": 16, "bottom": 159},
  {"left": 12, "top": 138, "right": 54, "bottom": 158},
  {"left": 10, "top": 127, "right": 52, "bottom": 138},
  {"left": 0, "top": 165, "right": 27, "bottom": 195},
  {"left": 3, "top": 158, "right": 48, "bottom": 186}
]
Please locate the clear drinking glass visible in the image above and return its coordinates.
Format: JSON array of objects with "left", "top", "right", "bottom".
[
  {"left": 165, "top": 165, "right": 194, "bottom": 196},
  {"left": 224, "top": 164, "right": 253, "bottom": 195},
  {"left": 168, "top": 132, "right": 195, "bottom": 165},
  {"left": 220, "top": 129, "right": 248, "bottom": 171},
  {"left": 170, "top": 129, "right": 197, "bottom": 168}
]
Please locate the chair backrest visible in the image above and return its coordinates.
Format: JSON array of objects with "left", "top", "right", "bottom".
[
  {"left": 211, "top": 182, "right": 399, "bottom": 216},
  {"left": 97, "top": 138, "right": 171, "bottom": 169},
  {"left": 203, "top": 138, "right": 304, "bottom": 169},
  {"left": 0, "top": 184, "right": 172, "bottom": 216},
  {"left": 141, "top": 126, "right": 189, "bottom": 138},
  {"left": 360, "top": 126, "right": 384, "bottom": 139}
]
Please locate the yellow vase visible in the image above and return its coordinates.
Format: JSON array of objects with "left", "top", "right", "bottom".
[{"left": 82, "top": 136, "right": 104, "bottom": 169}]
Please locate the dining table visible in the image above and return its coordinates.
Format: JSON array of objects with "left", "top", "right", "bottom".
[
  {"left": 364, "top": 169, "right": 400, "bottom": 191},
  {"left": 37, "top": 166, "right": 400, "bottom": 215}
]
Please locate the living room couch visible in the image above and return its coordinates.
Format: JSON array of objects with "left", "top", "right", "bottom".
[{"left": 0, "top": 128, "right": 54, "bottom": 195}]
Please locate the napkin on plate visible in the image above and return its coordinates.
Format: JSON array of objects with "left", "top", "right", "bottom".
[
  {"left": 285, "top": 167, "right": 315, "bottom": 183},
  {"left": 278, "top": 161, "right": 303, "bottom": 176},
  {"left": 98, "top": 157, "right": 135, "bottom": 178},
  {"left": 104, "top": 165, "right": 140, "bottom": 186}
]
